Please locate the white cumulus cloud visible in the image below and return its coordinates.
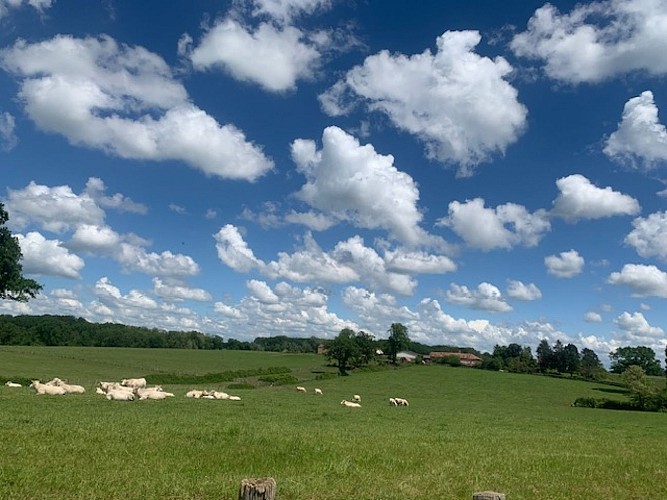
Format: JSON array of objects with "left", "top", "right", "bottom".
[
  {"left": 604, "top": 91, "right": 667, "bottom": 168},
  {"left": 551, "top": 174, "right": 640, "bottom": 222},
  {"left": 438, "top": 198, "right": 550, "bottom": 250},
  {"left": 506, "top": 280, "right": 542, "bottom": 301},
  {"left": 625, "top": 211, "right": 667, "bottom": 260},
  {"left": 319, "top": 30, "right": 527, "bottom": 176},
  {"left": 17, "top": 231, "right": 84, "bottom": 279},
  {"left": 445, "top": 282, "right": 513, "bottom": 313},
  {"left": 545, "top": 249, "right": 585, "bottom": 278},
  {"left": 292, "top": 126, "right": 432, "bottom": 246},
  {"left": 511, "top": 0, "right": 667, "bottom": 83},
  {"left": 0, "top": 35, "right": 272, "bottom": 181},
  {"left": 608, "top": 263, "right": 667, "bottom": 297}
]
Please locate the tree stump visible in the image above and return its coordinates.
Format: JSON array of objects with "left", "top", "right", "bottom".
[
  {"left": 238, "top": 477, "right": 276, "bottom": 500},
  {"left": 473, "top": 492, "right": 506, "bottom": 500}
]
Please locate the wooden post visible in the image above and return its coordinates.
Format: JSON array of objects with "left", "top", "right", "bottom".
[
  {"left": 238, "top": 477, "right": 276, "bottom": 500},
  {"left": 473, "top": 492, "right": 506, "bottom": 500}
]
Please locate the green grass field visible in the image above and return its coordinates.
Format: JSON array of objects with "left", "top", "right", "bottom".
[{"left": 1, "top": 346, "right": 666, "bottom": 499}]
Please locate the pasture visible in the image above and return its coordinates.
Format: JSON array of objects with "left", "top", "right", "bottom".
[{"left": 1, "top": 346, "right": 666, "bottom": 499}]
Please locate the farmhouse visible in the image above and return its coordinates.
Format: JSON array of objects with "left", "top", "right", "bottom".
[{"left": 429, "top": 351, "right": 482, "bottom": 367}]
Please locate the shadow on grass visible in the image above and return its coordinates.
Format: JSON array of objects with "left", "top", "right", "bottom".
[{"left": 593, "top": 386, "right": 629, "bottom": 395}]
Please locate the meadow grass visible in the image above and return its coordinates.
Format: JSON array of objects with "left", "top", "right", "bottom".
[{"left": 1, "top": 347, "right": 666, "bottom": 499}]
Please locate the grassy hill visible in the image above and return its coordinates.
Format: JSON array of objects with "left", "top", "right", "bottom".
[{"left": 1, "top": 346, "right": 666, "bottom": 499}]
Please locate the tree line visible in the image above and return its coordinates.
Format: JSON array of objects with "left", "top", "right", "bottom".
[{"left": 0, "top": 315, "right": 225, "bottom": 350}]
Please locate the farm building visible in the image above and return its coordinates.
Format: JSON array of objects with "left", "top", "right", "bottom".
[
  {"left": 395, "top": 351, "right": 421, "bottom": 363},
  {"left": 429, "top": 351, "right": 482, "bottom": 367}
]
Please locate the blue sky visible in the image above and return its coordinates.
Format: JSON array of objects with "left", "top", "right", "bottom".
[{"left": 1, "top": 0, "right": 666, "bottom": 361}]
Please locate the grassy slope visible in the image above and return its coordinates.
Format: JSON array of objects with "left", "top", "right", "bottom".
[{"left": 1, "top": 347, "right": 666, "bottom": 499}]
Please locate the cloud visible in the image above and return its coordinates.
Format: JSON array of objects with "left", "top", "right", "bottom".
[
  {"left": 249, "top": 0, "right": 333, "bottom": 24},
  {"left": 116, "top": 243, "right": 200, "bottom": 279},
  {"left": 17, "top": 231, "right": 84, "bottom": 279},
  {"left": 604, "top": 91, "right": 667, "bottom": 168},
  {"left": 319, "top": 30, "right": 527, "bottom": 175},
  {"left": 84, "top": 177, "right": 147, "bottom": 214},
  {"left": 506, "top": 280, "right": 542, "bottom": 301},
  {"left": 384, "top": 249, "right": 456, "bottom": 275},
  {"left": 0, "top": 35, "right": 272, "bottom": 181},
  {"left": 545, "top": 249, "right": 585, "bottom": 278},
  {"left": 152, "top": 278, "right": 212, "bottom": 303},
  {"left": 291, "top": 126, "right": 432, "bottom": 246},
  {"left": 608, "top": 263, "right": 667, "bottom": 297},
  {"left": 0, "top": 112, "right": 17, "bottom": 151},
  {"left": 213, "top": 224, "right": 266, "bottom": 272},
  {"left": 511, "top": 0, "right": 667, "bottom": 83},
  {"left": 551, "top": 174, "right": 640, "bottom": 222},
  {"left": 187, "top": 19, "right": 322, "bottom": 92},
  {"left": 625, "top": 211, "right": 667, "bottom": 260},
  {"left": 5, "top": 180, "right": 105, "bottom": 233},
  {"left": 68, "top": 224, "right": 121, "bottom": 255},
  {"left": 615, "top": 311, "right": 664, "bottom": 337},
  {"left": 438, "top": 198, "right": 551, "bottom": 250},
  {"left": 585, "top": 311, "right": 603, "bottom": 322},
  {"left": 0, "top": 0, "right": 53, "bottom": 18},
  {"left": 445, "top": 282, "right": 513, "bottom": 313}
]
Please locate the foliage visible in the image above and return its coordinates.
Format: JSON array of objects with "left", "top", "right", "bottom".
[
  {"left": 621, "top": 365, "right": 663, "bottom": 411},
  {"left": 435, "top": 354, "right": 462, "bottom": 367},
  {"left": 0, "top": 203, "right": 42, "bottom": 301},
  {"left": 326, "top": 328, "right": 362, "bottom": 375},
  {"left": 579, "top": 348, "right": 604, "bottom": 379},
  {"left": 0, "top": 314, "right": 225, "bottom": 349},
  {"left": 386, "top": 323, "right": 410, "bottom": 365},
  {"left": 491, "top": 343, "right": 536, "bottom": 373},
  {"left": 252, "top": 335, "right": 322, "bottom": 353},
  {"left": 257, "top": 373, "right": 299, "bottom": 386},
  {"left": 610, "top": 346, "right": 663, "bottom": 376}
]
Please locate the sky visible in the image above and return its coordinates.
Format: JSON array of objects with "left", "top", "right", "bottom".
[{"left": 1, "top": 0, "right": 666, "bottom": 362}]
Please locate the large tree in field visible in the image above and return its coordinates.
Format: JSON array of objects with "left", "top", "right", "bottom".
[
  {"left": 610, "top": 346, "right": 663, "bottom": 376},
  {"left": 0, "top": 203, "right": 41, "bottom": 301},
  {"left": 386, "top": 323, "right": 410, "bottom": 365},
  {"left": 327, "top": 328, "right": 361, "bottom": 375}
]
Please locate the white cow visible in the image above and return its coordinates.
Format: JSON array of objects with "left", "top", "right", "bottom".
[
  {"left": 30, "top": 380, "right": 66, "bottom": 395},
  {"left": 49, "top": 379, "right": 86, "bottom": 394},
  {"left": 106, "top": 389, "right": 135, "bottom": 401},
  {"left": 186, "top": 389, "right": 204, "bottom": 399},
  {"left": 340, "top": 399, "right": 361, "bottom": 408},
  {"left": 121, "top": 378, "right": 147, "bottom": 389},
  {"left": 314, "top": 388, "right": 323, "bottom": 396},
  {"left": 389, "top": 398, "right": 398, "bottom": 406},
  {"left": 5, "top": 381, "right": 22, "bottom": 388},
  {"left": 296, "top": 386, "right": 307, "bottom": 393}
]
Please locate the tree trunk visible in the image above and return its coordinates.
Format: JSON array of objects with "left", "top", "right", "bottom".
[{"left": 238, "top": 477, "right": 276, "bottom": 500}]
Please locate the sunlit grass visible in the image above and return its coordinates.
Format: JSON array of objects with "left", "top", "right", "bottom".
[{"left": 1, "top": 347, "right": 666, "bottom": 499}]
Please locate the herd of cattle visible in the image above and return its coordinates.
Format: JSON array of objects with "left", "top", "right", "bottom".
[{"left": 5, "top": 379, "right": 409, "bottom": 407}]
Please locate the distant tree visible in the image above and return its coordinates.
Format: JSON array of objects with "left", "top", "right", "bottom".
[
  {"left": 354, "top": 330, "right": 376, "bottom": 366},
  {"left": 563, "top": 343, "right": 580, "bottom": 376},
  {"left": 621, "top": 365, "right": 660, "bottom": 410},
  {"left": 552, "top": 340, "right": 567, "bottom": 373},
  {"left": 579, "top": 348, "right": 604, "bottom": 379},
  {"left": 536, "top": 339, "right": 554, "bottom": 373},
  {"left": 386, "top": 323, "right": 410, "bottom": 365},
  {"left": 327, "top": 328, "right": 361, "bottom": 375},
  {"left": 610, "top": 346, "right": 662, "bottom": 376},
  {"left": 0, "top": 203, "right": 42, "bottom": 301}
]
